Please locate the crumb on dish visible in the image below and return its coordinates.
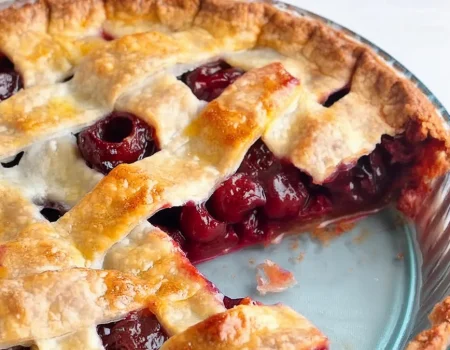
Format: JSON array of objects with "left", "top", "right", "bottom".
[{"left": 256, "top": 259, "right": 297, "bottom": 295}]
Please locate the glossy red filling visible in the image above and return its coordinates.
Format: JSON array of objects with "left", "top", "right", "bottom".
[
  {"left": 151, "top": 134, "right": 419, "bottom": 264},
  {"left": 39, "top": 201, "right": 67, "bottom": 222},
  {"left": 0, "top": 56, "right": 23, "bottom": 101},
  {"left": 97, "top": 309, "right": 168, "bottom": 350},
  {"left": 179, "top": 59, "right": 244, "bottom": 102},
  {"left": 77, "top": 112, "right": 159, "bottom": 174},
  {"left": 150, "top": 60, "right": 422, "bottom": 263}
]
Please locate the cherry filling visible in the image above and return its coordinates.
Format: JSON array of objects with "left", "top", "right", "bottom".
[
  {"left": 179, "top": 60, "right": 244, "bottom": 102},
  {"left": 154, "top": 133, "right": 421, "bottom": 264},
  {"left": 37, "top": 201, "right": 67, "bottom": 222},
  {"left": 101, "top": 30, "right": 115, "bottom": 41},
  {"left": 78, "top": 112, "right": 158, "bottom": 174},
  {"left": 98, "top": 309, "right": 168, "bottom": 350},
  {"left": 1, "top": 151, "right": 24, "bottom": 168},
  {"left": 0, "top": 57, "right": 23, "bottom": 101}
]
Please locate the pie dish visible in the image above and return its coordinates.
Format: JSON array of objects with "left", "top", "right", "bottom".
[{"left": 0, "top": 0, "right": 449, "bottom": 349}]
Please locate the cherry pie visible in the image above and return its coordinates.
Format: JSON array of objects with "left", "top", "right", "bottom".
[{"left": 0, "top": 0, "right": 449, "bottom": 349}]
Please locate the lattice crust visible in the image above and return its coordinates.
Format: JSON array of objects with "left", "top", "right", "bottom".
[{"left": 0, "top": 0, "right": 449, "bottom": 349}]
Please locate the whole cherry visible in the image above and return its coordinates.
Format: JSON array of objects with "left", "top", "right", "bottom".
[
  {"left": 78, "top": 112, "right": 157, "bottom": 174},
  {"left": 0, "top": 57, "right": 23, "bottom": 101},
  {"left": 179, "top": 60, "right": 244, "bottom": 102},
  {"left": 98, "top": 309, "right": 168, "bottom": 350},
  {"left": 180, "top": 202, "right": 227, "bottom": 243},
  {"left": 263, "top": 172, "right": 308, "bottom": 219},
  {"left": 209, "top": 173, "right": 266, "bottom": 223}
]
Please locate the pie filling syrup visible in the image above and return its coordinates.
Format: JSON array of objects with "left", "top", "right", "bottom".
[
  {"left": 97, "top": 309, "right": 169, "bottom": 350},
  {"left": 77, "top": 112, "right": 159, "bottom": 174},
  {"left": 151, "top": 135, "right": 419, "bottom": 265},
  {"left": 1, "top": 59, "right": 421, "bottom": 349},
  {"left": 0, "top": 57, "right": 23, "bottom": 102}
]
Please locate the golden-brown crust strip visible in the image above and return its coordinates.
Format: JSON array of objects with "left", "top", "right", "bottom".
[
  {"left": 0, "top": 83, "right": 108, "bottom": 160},
  {"left": 258, "top": 6, "right": 362, "bottom": 100},
  {"left": 45, "top": 0, "right": 106, "bottom": 35},
  {"left": 105, "top": 0, "right": 200, "bottom": 30},
  {"left": 194, "top": 0, "right": 268, "bottom": 50},
  {"left": 104, "top": 0, "right": 159, "bottom": 23},
  {"left": 0, "top": 268, "right": 152, "bottom": 347},
  {"left": 0, "top": 183, "right": 41, "bottom": 243},
  {"left": 406, "top": 297, "right": 450, "bottom": 350},
  {"left": 160, "top": 304, "right": 329, "bottom": 350},
  {"left": 0, "top": 221, "right": 85, "bottom": 279},
  {"left": 0, "top": 0, "right": 105, "bottom": 40},
  {"left": 104, "top": 225, "right": 226, "bottom": 335},
  {"left": 157, "top": 0, "right": 200, "bottom": 30},
  {"left": 0, "top": 0, "right": 48, "bottom": 43}
]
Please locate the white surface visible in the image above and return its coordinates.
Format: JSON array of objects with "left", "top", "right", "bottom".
[{"left": 285, "top": 0, "right": 450, "bottom": 111}]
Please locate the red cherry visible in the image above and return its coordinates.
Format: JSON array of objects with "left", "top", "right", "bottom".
[
  {"left": 325, "top": 168, "right": 363, "bottom": 204},
  {"left": 101, "top": 30, "right": 115, "bottom": 41},
  {"left": 234, "top": 210, "right": 267, "bottom": 243},
  {"left": 180, "top": 203, "right": 227, "bottom": 243},
  {"left": 262, "top": 172, "right": 308, "bottom": 219},
  {"left": 0, "top": 57, "right": 23, "bottom": 101},
  {"left": 223, "top": 296, "right": 243, "bottom": 309},
  {"left": 97, "top": 309, "right": 168, "bottom": 350},
  {"left": 356, "top": 150, "right": 388, "bottom": 197},
  {"left": 186, "top": 227, "right": 239, "bottom": 263},
  {"left": 381, "top": 134, "right": 415, "bottom": 164},
  {"left": 78, "top": 112, "right": 157, "bottom": 174},
  {"left": 238, "top": 139, "right": 277, "bottom": 177},
  {"left": 158, "top": 226, "right": 186, "bottom": 249},
  {"left": 209, "top": 174, "right": 266, "bottom": 223},
  {"left": 299, "top": 194, "right": 333, "bottom": 218},
  {"left": 179, "top": 60, "right": 244, "bottom": 102}
]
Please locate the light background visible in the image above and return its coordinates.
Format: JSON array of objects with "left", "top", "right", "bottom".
[{"left": 284, "top": 0, "right": 450, "bottom": 111}]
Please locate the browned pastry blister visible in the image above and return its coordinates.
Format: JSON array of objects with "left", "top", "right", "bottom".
[{"left": 0, "top": 0, "right": 449, "bottom": 349}]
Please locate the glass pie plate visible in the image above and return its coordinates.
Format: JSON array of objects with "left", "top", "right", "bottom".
[{"left": 196, "top": 2, "right": 450, "bottom": 349}]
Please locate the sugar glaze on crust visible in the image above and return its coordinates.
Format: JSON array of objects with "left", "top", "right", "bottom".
[{"left": 0, "top": 0, "right": 449, "bottom": 349}]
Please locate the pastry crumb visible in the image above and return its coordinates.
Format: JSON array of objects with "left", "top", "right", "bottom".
[
  {"left": 312, "top": 221, "right": 356, "bottom": 244},
  {"left": 248, "top": 258, "right": 255, "bottom": 265},
  {"left": 352, "top": 228, "right": 371, "bottom": 244},
  {"left": 288, "top": 252, "right": 305, "bottom": 264},
  {"left": 256, "top": 259, "right": 297, "bottom": 295},
  {"left": 289, "top": 239, "right": 300, "bottom": 251},
  {"left": 396, "top": 252, "right": 404, "bottom": 260}
]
